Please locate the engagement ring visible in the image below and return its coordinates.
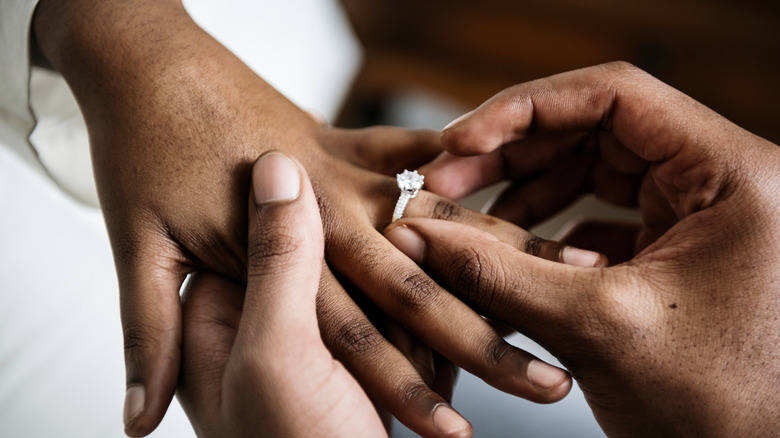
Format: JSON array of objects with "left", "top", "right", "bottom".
[{"left": 393, "top": 169, "right": 424, "bottom": 222}]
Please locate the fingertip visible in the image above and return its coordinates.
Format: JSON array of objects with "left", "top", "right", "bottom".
[
  {"left": 441, "top": 110, "right": 506, "bottom": 157},
  {"left": 440, "top": 122, "right": 479, "bottom": 156},
  {"left": 442, "top": 110, "right": 475, "bottom": 132},
  {"left": 441, "top": 112, "right": 484, "bottom": 156},
  {"left": 122, "top": 354, "right": 180, "bottom": 437},
  {"left": 384, "top": 224, "right": 425, "bottom": 264},
  {"left": 561, "top": 246, "right": 609, "bottom": 268},
  {"left": 118, "top": 280, "right": 183, "bottom": 438},
  {"left": 123, "top": 385, "right": 146, "bottom": 436},
  {"left": 432, "top": 404, "right": 473, "bottom": 438},
  {"left": 252, "top": 151, "right": 302, "bottom": 205},
  {"left": 527, "top": 360, "right": 573, "bottom": 402}
]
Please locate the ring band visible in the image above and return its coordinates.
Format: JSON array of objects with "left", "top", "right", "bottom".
[{"left": 393, "top": 169, "right": 424, "bottom": 222}]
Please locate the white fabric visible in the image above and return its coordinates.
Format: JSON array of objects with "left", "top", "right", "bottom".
[
  {"left": 0, "top": 0, "right": 42, "bottom": 171},
  {"left": 0, "top": 144, "right": 194, "bottom": 437}
]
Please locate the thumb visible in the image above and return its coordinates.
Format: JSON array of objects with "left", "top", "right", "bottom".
[
  {"left": 227, "top": 151, "right": 384, "bottom": 437},
  {"left": 237, "top": 150, "right": 324, "bottom": 359}
]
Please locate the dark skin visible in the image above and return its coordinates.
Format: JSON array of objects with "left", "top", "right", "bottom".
[
  {"left": 32, "top": 1, "right": 597, "bottom": 436},
  {"left": 178, "top": 153, "right": 390, "bottom": 437},
  {"left": 388, "top": 62, "right": 780, "bottom": 437}
]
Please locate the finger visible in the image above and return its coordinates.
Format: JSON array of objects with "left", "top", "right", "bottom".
[
  {"left": 559, "top": 220, "right": 642, "bottom": 265},
  {"left": 237, "top": 151, "right": 325, "bottom": 360},
  {"left": 441, "top": 62, "right": 739, "bottom": 215},
  {"left": 383, "top": 322, "right": 437, "bottom": 387},
  {"left": 440, "top": 62, "right": 677, "bottom": 159},
  {"left": 317, "top": 266, "right": 472, "bottom": 438},
  {"left": 419, "top": 150, "right": 505, "bottom": 200},
  {"left": 238, "top": 151, "right": 385, "bottom": 437},
  {"left": 422, "top": 132, "right": 584, "bottom": 200},
  {"left": 403, "top": 190, "right": 606, "bottom": 268},
  {"left": 372, "top": 165, "right": 587, "bottom": 266},
  {"left": 327, "top": 228, "right": 572, "bottom": 404},
  {"left": 636, "top": 174, "right": 678, "bottom": 252},
  {"left": 486, "top": 318, "right": 517, "bottom": 338},
  {"left": 431, "top": 353, "right": 459, "bottom": 404},
  {"left": 385, "top": 218, "right": 596, "bottom": 344},
  {"left": 321, "top": 126, "right": 442, "bottom": 176},
  {"left": 114, "top": 232, "right": 187, "bottom": 437},
  {"left": 485, "top": 157, "right": 593, "bottom": 228},
  {"left": 177, "top": 272, "right": 244, "bottom": 432}
]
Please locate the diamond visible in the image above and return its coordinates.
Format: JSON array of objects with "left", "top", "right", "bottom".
[
  {"left": 397, "top": 169, "right": 425, "bottom": 192},
  {"left": 393, "top": 170, "right": 425, "bottom": 222}
]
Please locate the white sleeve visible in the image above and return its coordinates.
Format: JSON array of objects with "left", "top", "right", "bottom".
[{"left": 0, "top": 0, "right": 44, "bottom": 172}]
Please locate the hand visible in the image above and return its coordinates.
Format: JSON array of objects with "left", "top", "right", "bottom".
[
  {"left": 388, "top": 62, "right": 780, "bottom": 436},
  {"left": 177, "top": 152, "right": 389, "bottom": 437},
  {"left": 34, "top": 2, "right": 592, "bottom": 435}
]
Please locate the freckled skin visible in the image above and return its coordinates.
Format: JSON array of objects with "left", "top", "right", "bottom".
[
  {"left": 409, "top": 63, "right": 780, "bottom": 437},
  {"left": 31, "top": 2, "right": 590, "bottom": 436}
]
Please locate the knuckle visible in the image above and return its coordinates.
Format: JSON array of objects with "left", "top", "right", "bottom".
[
  {"left": 482, "top": 335, "right": 514, "bottom": 367},
  {"left": 523, "top": 235, "right": 545, "bottom": 257},
  {"left": 247, "top": 224, "right": 301, "bottom": 273},
  {"left": 123, "top": 323, "right": 150, "bottom": 353},
  {"left": 122, "top": 322, "right": 175, "bottom": 368},
  {"left": 598, "top": 61, "right": 652, "bottom": 92},
  {"left": 330, "top": 319, "right": 385, "bottom": 362},
  {"left": 449, "top": 247, "right": 486, "bottom": 305},
  {"left": 521, "top": 235, "right": 565, "bottom": 262},
  {"left": 340, "top": 234, "right": 388, "bottom": 271},
  {"left": 397, "top": 379, "right": 432, "bottom": 406},
  {"left": 449, "top": 246, "right": 508, "bottom": 312},
  {"left": 396, "top": 272, "right": 441, "bottom": 313},
  {"left": 430, "top": 198, "right": 463, "bottom": 222}
]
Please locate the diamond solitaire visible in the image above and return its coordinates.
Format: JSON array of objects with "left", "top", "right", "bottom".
[{"left": 393, "top": 169, "right": 425, "bottom": 221}]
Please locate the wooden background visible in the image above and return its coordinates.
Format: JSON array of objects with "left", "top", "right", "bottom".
[{"left": 338, "top": 0, "right": 780, "bottom": 143}]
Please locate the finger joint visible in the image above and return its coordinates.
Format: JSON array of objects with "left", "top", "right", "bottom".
[{"left": 396, "top": 272, "right": 441, "bottom": 313}]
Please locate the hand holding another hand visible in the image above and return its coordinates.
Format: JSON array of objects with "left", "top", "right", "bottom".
[
  {"left": 34, "top": 2, "right": 593, "bottom": 436},
  {"left": 177, "top": 152, "right": 390, "bottom": 437},
  {"left": 390, "top": 62, "right": 780, "bottom": 437}
]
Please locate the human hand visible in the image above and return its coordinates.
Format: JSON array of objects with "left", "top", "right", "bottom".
[
  {"left": 176, "top": 152, "right": 389, "bottom": 437},
  {"left": 388, "top": 63, "right": 780, "bottom": 436},
  {"left": 34, "top": 2, "right": 596, "bottom": 435}
]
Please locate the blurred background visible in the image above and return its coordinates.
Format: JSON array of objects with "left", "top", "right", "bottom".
[
  {"left": 1, "top": 1, "right": 778, "bottom": 437},
  {"left": 337, "top": 0, "right": 780, "bottom": 144}
]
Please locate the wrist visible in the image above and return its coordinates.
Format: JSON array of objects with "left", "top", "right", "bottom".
[
  {"left": 33, "top": 0, "right": 321, "bottom": 160},
  {"left": 33, "top": 0, "right": 206, "bottom": 112}
]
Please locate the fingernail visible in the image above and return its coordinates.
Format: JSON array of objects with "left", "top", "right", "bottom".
[
  {"left": 123, "top": 385, "right": 145, "bottom": 426},
  {"left": 562, "top": 246, "right": 607, "bottom": 267},
  {"left": 442, "top": 110, "right": 474, "bottom": 132},
  {"left": 252, "top": 152, "right": 301, "bottom": 204},
  {"left": 385, "top": 225, "right": 425, "bottom": 264},
  {"left": 433, "top": 405, "right": 471, "bottom": 436},
  {"left": 527, "top": 360, "right": 568, "bottom": 391}
]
